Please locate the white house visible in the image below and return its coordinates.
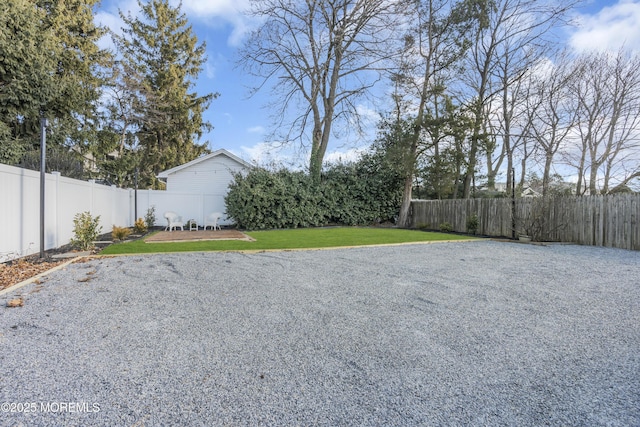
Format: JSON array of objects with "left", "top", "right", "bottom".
[
  {"left": 148, "top": 149, "right": 252, "bottom": 226},
  {"left": 157, "top": 149, "right": 251, "bottom": 192}
]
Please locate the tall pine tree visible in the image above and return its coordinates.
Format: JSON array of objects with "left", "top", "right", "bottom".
[
  {"left": 113, "top": 0, "right": 217, "bottom": 188},
  {"left": 1, "top": 0, "right": 107, "bottom": 169}
]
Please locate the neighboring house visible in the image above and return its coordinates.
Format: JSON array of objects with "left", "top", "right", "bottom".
[
  {"left": 521, "top": 185, "right": 542, "bottom": 198},
  {"left": 73, "top": 145, "right": 119, "bottom": 174},
  {"left": 154, "top": 149, "right": 252, "bottom": 225},
  {"left": 492, "top": 181, "right": 574, "bottom": 197}
]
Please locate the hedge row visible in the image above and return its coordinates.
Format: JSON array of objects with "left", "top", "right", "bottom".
[{"left": 225, "top": 157, "right": 404, "bottom": 230}]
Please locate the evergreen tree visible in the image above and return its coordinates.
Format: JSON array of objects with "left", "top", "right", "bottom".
[
  {"left": 0, "top": 0, "right": 107, "bottom": 171},
  {"left": 0, "top": 0, "right": 52, "bottom": 164},
  {"left": 113, "top": 0, "right": 217, "bottom": 188}
]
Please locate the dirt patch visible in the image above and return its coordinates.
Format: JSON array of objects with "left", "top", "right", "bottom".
[
  {"left": 145, "top": 229, "right": 254, "bottom": 243},
  {"left": 0, "top": 258, "right": 67, "bottom": 291}
]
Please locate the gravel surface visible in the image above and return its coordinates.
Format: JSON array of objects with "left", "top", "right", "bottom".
[{"left": 0, "top": 240, "right": 638, "bottom": 426}]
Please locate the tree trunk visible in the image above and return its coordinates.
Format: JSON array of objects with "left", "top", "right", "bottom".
[
  {"left": 506, "top": 153, "right": 514, "bottom": 195},
  {"left": 542, "top": 152, "right": 553, "bottom": 197},
  {"left": 575, "top": 143, "right": 586, "bottom": 194},
  {"left": 519, "top": 157, "right": 527, "bottom": 189},
  {"left": 589, "top": 157, "right": 599, "bottom": 195},
  {"left": 397, "top": 126, "right": 419, "bottom": 227},
  {"left": 309, "top": 127, "right": 323, "bottom": 182},
  {"left": 464, "top": 127, "right": 480, "bottom": 198},
  {"left": 397, "top": 173, "right": 414, "bottom": 228}
]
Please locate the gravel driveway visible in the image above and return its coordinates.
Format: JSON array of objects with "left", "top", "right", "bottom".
[{"left": 1, "top": 240, "right": 638, "bottom": 426}]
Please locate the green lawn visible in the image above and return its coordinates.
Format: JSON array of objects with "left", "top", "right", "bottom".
[{"left": 100, "top": 227, "right": 476, "bottom": 255}]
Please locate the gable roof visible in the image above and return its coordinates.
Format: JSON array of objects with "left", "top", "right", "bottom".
[{"left": 157, "top": 149, "right": 252, "bottom": 179}]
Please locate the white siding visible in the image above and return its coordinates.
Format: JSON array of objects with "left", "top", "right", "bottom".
[
  {"left": 166, "top": 155, "right": 244, "bottom": 194},
  {"left": 136, "top": 190, "right": 231, "bottom": 227},
  {"left": 160, "top": 153, "right": 249, "bottom": 223}
]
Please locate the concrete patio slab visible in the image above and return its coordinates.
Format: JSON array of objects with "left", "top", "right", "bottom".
[{"left": 144, "top": 229, "right": 255, "bottom": 243}]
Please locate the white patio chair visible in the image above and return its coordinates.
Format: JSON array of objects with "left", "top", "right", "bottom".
[
  {"left": 164, "top": 211, "right": 184, "bottom": 231},
  {"left": 204, "top": 212, "right": 223, "bottom": 231}
]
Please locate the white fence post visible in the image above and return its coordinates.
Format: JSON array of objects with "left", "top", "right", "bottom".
[
  {"left": 89, "top": 179, "right": 95, "bottom": 215},
  {"left": 111, "top": 184, "right": 117, "bottom": 227},
  {"left": 52, "top": 171, "right": 61, "bottom": 248},
  {"left": 130, "top": 189, "right": 134, "bottom": 225}
]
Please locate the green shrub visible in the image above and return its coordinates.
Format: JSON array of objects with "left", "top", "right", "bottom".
[
  {"left": 112, "top": 225, "right": 132, "bottom": 241},
  {"left": 144, "top": 206, "right": 156, "bottom": 229},
  {"left": 439, "top": 222, "right": 453, "bottom": 232},
  {"left": 70, "top": 212, "right": 102, "bottom": 250},
  {"left": 224, "top": 152, "right": 404, "bottom": 230},
  {"left": 225, "top": 169, "right": 326, "bottom": 230},
  {"left": 321, "top": 162, "right": 400, "bottom": 226},
  {"left": 133, "top": 218, "right": 147, "bottom": 234},
  {"left": 466, "top": 214, "right": 479, "bottom": 234}
]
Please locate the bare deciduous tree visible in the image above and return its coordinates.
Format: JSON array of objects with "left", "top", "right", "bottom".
[
  {"left": 495, "top": 68, "right": 535, "bottom": 194},
  {"left": 239, "top": 0, "right": 400, "bottom": 180},
  {"left": 526, "top": 54, "right": 578, "bottom": 196},
  {"left": 569, "top": 49, "right": 640, "bottom": 194},
  {"left": 462, "top": 0, "right": 577, "bottom": 198}
]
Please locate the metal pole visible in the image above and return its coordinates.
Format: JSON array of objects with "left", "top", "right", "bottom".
[
  {"left": 511, "top": 167, "right": 516, "bottom": 239},
  {"left": 40, "top": 118, "right": 48, "bottom": 258}
]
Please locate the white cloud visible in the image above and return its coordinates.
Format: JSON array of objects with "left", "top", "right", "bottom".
[
  {"left": 205, "top": 61, "right": 216, "bottom": 79},
  {"left": 238, "top": 141, "right": 316, "bottom": 170},
  {"left": 94, "top": 14, "right": 118, "bottom": 51},
  {"left": 324, "top": 147, "right": 367, "bottom": 165},
  {"left": 355, "top": 104, "right": 380, "bottom": 125},
  {"left": 570, "top": 0, "right": 640, "bottom": 52},
  {"left": 94, "top": 10, "right": 123, "bottom": 34},
  {"left": 94, "top": 0, "right": 141, "bottom": 51},
  {"left": 178, "top": 0, "right": 250, "bottom": 16},
  {"left": 96, "top": 0, "right": 140, "bottom": 31},
  {"left": 176, "top": 0, "right": 254, "bottom": 46},
  {"left": 240, "top": 142, "right": 290, "bottom": 166},
  {"left": 97, "top": 0, "right": 254, "bottom": 49},
  {"left": 240, "top": 142, "right": 272, "bottom": 164},
  {"left": 247, "top": 126, "right": 265, "bottom": 134}
]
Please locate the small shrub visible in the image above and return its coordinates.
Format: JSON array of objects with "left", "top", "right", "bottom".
[
  {"left": 112, "top": 225, "right": 132, "bottom": 241},
  {"left": 144, "top": 206, "right": 156, "bottom": 229},
  {"left": 70, "top": 212, "right": 102, "bottom": 250},
  {"left": 466, "top": 214, "right": 479, "bottom": 235},
  {"left": 133, "top": 218, "right": 147, "bottom": 234},
  {"left": 439, "top": 222, "right": 453, "bottom": 232}
]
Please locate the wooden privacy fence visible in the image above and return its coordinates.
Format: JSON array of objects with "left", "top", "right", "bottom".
[{"left": 410, "top": 194, "right": 640, "bottom": 251}]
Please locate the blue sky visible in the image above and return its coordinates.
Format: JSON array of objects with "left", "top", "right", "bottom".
[{"left": 94, "top": 0, "right": 640, "bottom": 168}]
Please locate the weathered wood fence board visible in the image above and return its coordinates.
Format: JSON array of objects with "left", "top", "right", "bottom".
[{"left": 410, "top": 194, "right": 640, "bottom": 251}]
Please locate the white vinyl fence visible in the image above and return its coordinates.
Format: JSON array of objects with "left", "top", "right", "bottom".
[
  {"left": 1, "top": 164, "right": 234, "bottom": 262},
  {"left": 1, "top": 163, "right": 133, "bottom": 261}
]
